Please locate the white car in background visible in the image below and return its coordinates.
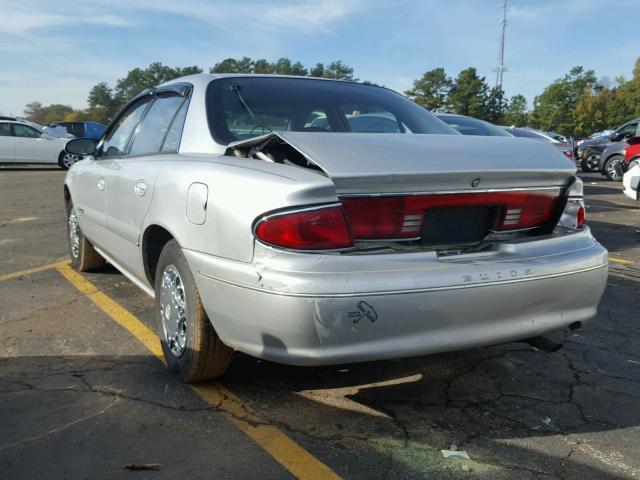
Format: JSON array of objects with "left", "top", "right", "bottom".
[{"left": 0, "top": 117, "right": 80, "bottom": 169}]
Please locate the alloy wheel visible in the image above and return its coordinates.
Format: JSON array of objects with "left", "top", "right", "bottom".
[{"left": 160, "top": 265, "right": 188, "bottom": 357}]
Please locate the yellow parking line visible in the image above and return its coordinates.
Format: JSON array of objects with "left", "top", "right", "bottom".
[
  {"left": 609, "top": 257, "right": 636, "bottom": 265},
  {"left": 54, "top": 263, "right": 340, "bottom": 480},
  {"left": 55, "top": 263, "right": 164, "bottom": 361},
  {"left": 0, "top": 260, "right": 68, "bottom": 283}
]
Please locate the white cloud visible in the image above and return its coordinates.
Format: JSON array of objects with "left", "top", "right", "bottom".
[{"left": 0, "top": 9, "right": 133, "bottom": 36}]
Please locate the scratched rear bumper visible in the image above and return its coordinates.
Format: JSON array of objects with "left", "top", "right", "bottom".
[{"left": 184, "top": 228, "right": 608, "bottom": 365}]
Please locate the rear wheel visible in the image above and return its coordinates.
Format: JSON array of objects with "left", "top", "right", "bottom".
[
  {"left": 58, "top": 151, "right": 81, "bottom": 170},
  {"left": 67, "top": 201, "right": 106, "bottom": 271},
  {"left": 155, "top": 240, "right": 232, "bottom": 382},
  {"left": 604, "top": 155, "right": 624, "bottom": 181}
]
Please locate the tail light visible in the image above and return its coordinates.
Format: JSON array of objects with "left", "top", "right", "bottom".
[
  {"left": 342, "top": 190, "right": 562, "bottom": 238},
  {"left": 254, "top": 205, "right": 353, "bottom": 250},
  {"left": 558, "top": 177, "right": 585, "bottom": 229},
  {"left": 255, "top": 186, "right": 577, "bottom": 251}
]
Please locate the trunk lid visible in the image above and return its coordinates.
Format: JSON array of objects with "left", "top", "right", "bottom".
[
  {"left": 228, "top": 132, "right": 576, "bottom": 194},
  {"left": 276, "top": 132, "right": 575, "bottom": 194}
]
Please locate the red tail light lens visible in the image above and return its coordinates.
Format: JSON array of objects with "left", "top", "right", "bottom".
[
  {"left": 577, "top": 205, "right": 585, "bottom": 227},
  {"left": 255, "top": 206, "right": 353, "bottom": 250},
  {"left": 342, "top": 190, "right": 562, "bottom": 239}
]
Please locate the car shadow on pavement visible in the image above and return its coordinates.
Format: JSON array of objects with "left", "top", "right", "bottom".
[
  {"left": 588, "top": 219, "right": 640, "bottom": 254},
  {"left": 0, "top": 166, "right": 62, "bottom": 171},
  {"left": 2, "top": 275, "right": 638, "bottom": 479}
]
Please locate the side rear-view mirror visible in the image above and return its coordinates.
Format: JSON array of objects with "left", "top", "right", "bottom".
[{"left": 66, "top": 138, "right": 97, "bottom": 156}]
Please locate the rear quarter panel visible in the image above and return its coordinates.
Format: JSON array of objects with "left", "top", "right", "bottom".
[{"left": 143, "top": 155, "right": 338, "bottom": 263}]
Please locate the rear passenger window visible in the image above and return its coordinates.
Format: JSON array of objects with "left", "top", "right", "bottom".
[
  {"left": 129, "top": 95, "right": 184, "bottom": 156},
  {"left": 161, "top": 100, "right": 188, "bottom": 152},
  {"left": 0, "top": 123, "right": 11, "bottom": 136}
]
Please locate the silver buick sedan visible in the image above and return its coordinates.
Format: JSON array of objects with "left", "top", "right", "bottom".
[{"left": 64, "top": 74, "right": 608, "bottom": 382}]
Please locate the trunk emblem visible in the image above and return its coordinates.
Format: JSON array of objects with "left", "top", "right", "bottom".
[{"left": 471, "top": 178, "right": 481, "bottom": 187}]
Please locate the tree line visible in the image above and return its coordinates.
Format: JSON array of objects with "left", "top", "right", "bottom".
[{"left": 22, "top": 56, "right": 640, "bottom": 138}]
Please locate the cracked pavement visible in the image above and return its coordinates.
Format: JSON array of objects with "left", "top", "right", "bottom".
[{"left": 1, "top": 168, "right": 639, "bottom": 479}]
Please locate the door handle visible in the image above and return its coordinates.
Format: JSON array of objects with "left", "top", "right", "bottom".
[
  {"left": 97, "top": 178, "right": 105, "bottom": 191},
  {"left": 134, "top": 181, "right": 147, "bottom": 197}
]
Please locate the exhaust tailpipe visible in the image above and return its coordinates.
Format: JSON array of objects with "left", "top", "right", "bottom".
[{"left": 521, "top": 336, "right": 563, "bottom": 353}]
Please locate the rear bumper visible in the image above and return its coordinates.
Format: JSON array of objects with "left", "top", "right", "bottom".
[{"left": 184, "top": 228, "right": 608, "bottom": 365}]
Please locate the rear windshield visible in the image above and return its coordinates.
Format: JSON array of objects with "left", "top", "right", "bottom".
[
  {"left": 206, "top": 77, "right": 457, "bottom": 144},
  {"left": 507, "top": 128, "right": 550, "bottom": 140},
  {"left": 438, "top": 115, "right": 511, "bottom": 137}
]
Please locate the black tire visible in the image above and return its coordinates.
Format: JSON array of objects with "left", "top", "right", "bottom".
[
  {"left": 155, "top": 240, "right": 232, "bottom": 382},
  {"left": 603, "top": 155, "right": 624, "bottom": 181},
  {"left": 580, "top": 154, "right": 599, "bottom": 172},
  {"left": 66, "top": 201, "right": 106, "bottom": 272}
]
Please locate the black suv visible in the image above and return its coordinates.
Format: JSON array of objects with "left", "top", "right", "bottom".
[{"left": 577, "top": 119, "right": 640, "bottom": 178}]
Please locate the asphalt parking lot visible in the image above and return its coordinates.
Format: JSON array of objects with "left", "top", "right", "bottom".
[{"left": 1, "top": 167, "right": 640, "bottom": 480}]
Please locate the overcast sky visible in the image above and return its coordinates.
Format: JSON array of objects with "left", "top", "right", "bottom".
[{"left": 1, "top": 0, "right": 639, "bottom": 116}]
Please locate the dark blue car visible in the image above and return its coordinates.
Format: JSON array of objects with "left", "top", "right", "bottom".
[{"left": 46, "top": 121, "right": 106, "bottom": 140}]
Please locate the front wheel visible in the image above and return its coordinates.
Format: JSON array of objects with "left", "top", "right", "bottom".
[
  {"left": 581, "top": 153, "right": 599, "bottom": 172},
  {"left": 155, "top": 240, "right": 232, "bottom": 382},
  {"left": 58, "top": 151, "right": 81, "bottom": 170},
  {"left": 604, "top": 155, "right": 624, "bottom": 181}
]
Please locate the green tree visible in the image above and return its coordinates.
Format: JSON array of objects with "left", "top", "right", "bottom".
[
  {"left": 502, "top": 94, "right": 529, "bottom": 126},
  {"left": 404, "top": 67, "right": 452, "bottom": 111},
  {"left": 272, "top": 58, "right": 308, "bottom": 76},
  {"left": 23, "top": 102, "right": 75, "bottom": 124},
  {"left": 321, "top": 61, "right": 356, "bottom": 81},
  {"left": 23, "top": 101, "right": 44, "bottom": 123},
  {"left": 309, "top": 63, "right": 325, "bottom": 77},
  {"left": 210, "top": 57, "right": 253, "bottom": 74},
  {"left": 484, "top": 86, "right": 506, "bottom": 123},
  {"left": 252, "top": 58, "right": 275, "bottom": 74},
  {"left": 114, "top": 62, "right": 202, "bottom": 106},
  {"left": 447, "top": 67, "right": 489, "bottom": 118},
  {"left": 531, "top": 66, "right": 597, "bottom": 134},
  {"left": 573, "top": 88, "right": 613, "bottom": 137},
  {"left": 85, "top": 82, "right": 117, "bottom": 123}
]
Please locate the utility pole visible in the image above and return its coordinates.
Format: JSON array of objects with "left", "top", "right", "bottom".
[{"left": 494, "top": 0, "right": 508, "bottom": 90}]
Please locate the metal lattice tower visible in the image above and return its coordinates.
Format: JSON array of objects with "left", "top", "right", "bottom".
[{"left": 494, "top": 0, "right": 508, "bottom": 89}]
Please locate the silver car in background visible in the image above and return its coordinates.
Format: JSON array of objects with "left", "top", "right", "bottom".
[{"left": 64, "top": 74, "right": 608, "bottom": 382}]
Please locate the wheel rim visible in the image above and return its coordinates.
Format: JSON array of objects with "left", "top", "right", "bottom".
[
  {"left": 587, "top": 154, "right": 599, "bottom": 169},
  {"left": 160, "top": 265, "right": 188, "bottom": 357},
  {"left": 68, "top": 208, "right": 80, "bottom": 259},
  {"left": 62, "top": 153, "right": 80, "bottom": 168},
  {"left": 607, "top": 158, "right": 623, "bottom": 180}
]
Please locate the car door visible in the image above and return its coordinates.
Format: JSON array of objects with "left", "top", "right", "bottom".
[
  {"left": 0, "top": 123, "right": 15, "bottom": 161},
  {"left": 74, "top": 97, "right": 152, "bottom": 246},
  {"left": 12, "top": 124, "right": 59, "bottom": 163},
  {"left": 105, "top": 90, "right": 189, "bottom": 279}
]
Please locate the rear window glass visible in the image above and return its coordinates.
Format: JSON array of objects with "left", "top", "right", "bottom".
[
  {"left": 206, "top": 77, "right": 457, "bottom": 144},
  {"left": 438, "top": 115, "right": 510, "bottom": 137},
  {"left": 508, "top": 128, "right": 548, "bottom": 140}
]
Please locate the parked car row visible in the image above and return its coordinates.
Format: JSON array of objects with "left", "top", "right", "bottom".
[
  {"left": 577, "top": 118, "right": 640, "bottom": 180},
  {"left": 62, "top": 74, "right": 606, "bottom": 382},
  {"left": 0, "top": 117, "right": 105, "bottom": 168},
  {"left": 435, "top": 114, "right": 576, "bottom": 164}
]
